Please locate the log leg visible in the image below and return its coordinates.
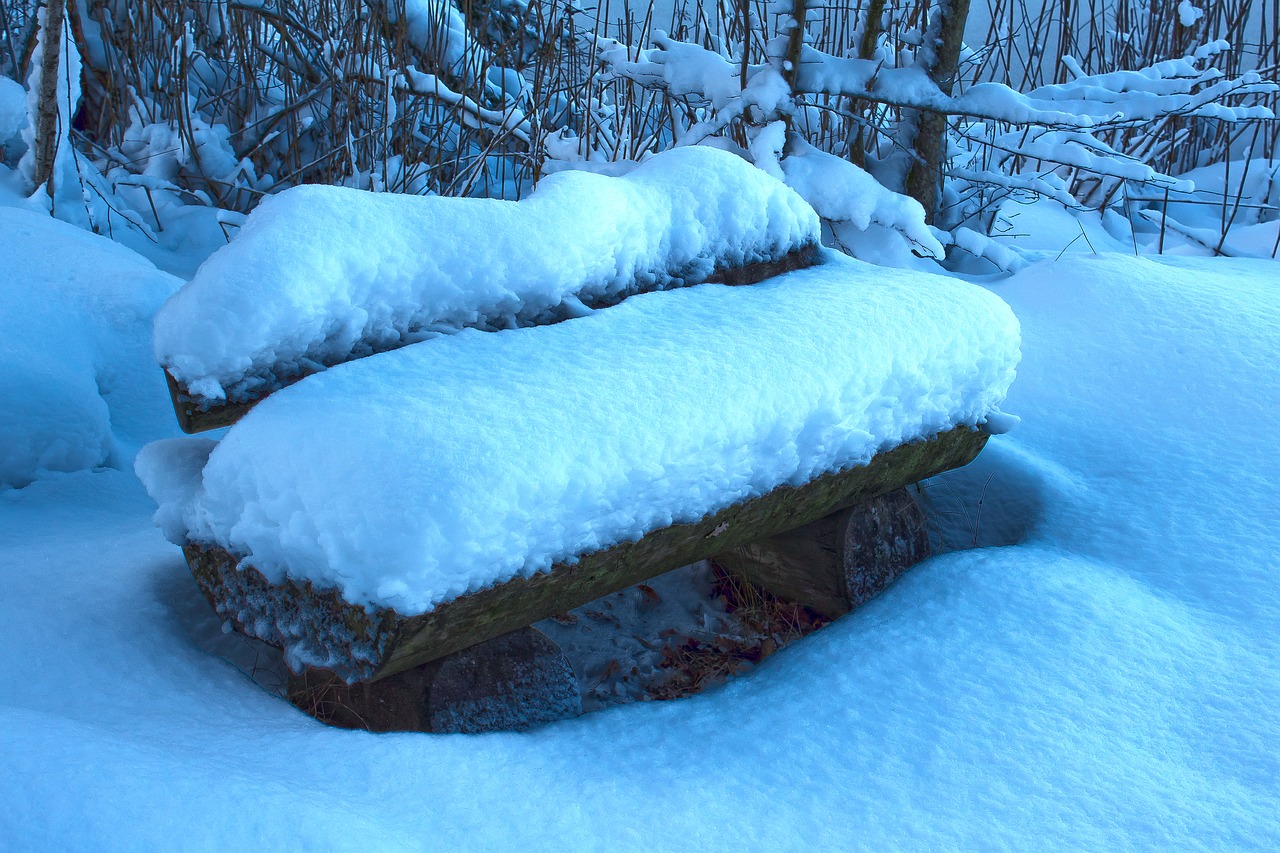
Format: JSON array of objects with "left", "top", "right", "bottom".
[
  {"left": 424, "top": 626, "right": 581, "bottom": 733},
  {"left": 286, "top": 626, "right": 580, "bottom": 733},
  {"left": 714, "top": 487, "right": 930, "bottom": 620}
]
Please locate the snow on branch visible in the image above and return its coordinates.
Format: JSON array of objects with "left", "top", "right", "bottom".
[
  {"left": 603, "top": 31, "right": 1276, "bottom": 133},
  {"left": 945, "top": 226, "right": 1025, "bottom": 273},
  {"left": 595, "top": 34, "right": 752, "bottom": 107},
  {"left": 595, "top": 32, "right": 793, "bottom": 146},
  {"left": 793, "top": 44, "right": 1276, "bottom": 130},
  {"left": 969, "top": 126, "right": 1193, "bottom": 191},
  {"left": 596, "top": 35, "right": 944, "bottom": 260},
  {"left": 946, "top": 166, "right": 1082, "bottom": 212},
  {"left": 781, "top": 139, "right": 945, "bottom": 259},
  {"left": 370, "top": 0, "right": 490, "bottom": 87},
  {"left": 397, "top": 67, "right": 532, "bottom": 143}
]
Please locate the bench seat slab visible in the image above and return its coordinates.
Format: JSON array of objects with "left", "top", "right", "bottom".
[
  {"left": 184, "top": 426, "right": 988, "bottom": 683},
  {"left": 166, "top": 245, "right": 821, "bottom": 434}
]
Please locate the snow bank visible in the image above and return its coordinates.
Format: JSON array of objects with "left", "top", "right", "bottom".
[
  {"left": 153, "top": 145, "right": 821, "bottom": 405},
  {"left": 0, "top": 206, "right": 181, "bottom": 488},
  {"left": 9, "top": 251, "right": 1280, "bottom": 850},
  {"left": 1130, "top": 158, "right": 1280, "bottom": 259},
  {"left": 0, "top": 76, "right": 24, "bottom": 157},
  {"left": 139, "top": 254, "right": 1019, "bottom": 617}
]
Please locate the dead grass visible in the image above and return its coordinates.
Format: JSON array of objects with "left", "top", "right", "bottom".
[
  {"left": 284, "top": 666, "right": 379, "bottom": 731},
  {"left": 647, "top": 561, "right": 830, "bottom": 701}
]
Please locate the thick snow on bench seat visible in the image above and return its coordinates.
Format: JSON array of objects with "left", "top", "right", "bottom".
[
  {"left": 153, "top": 146, "right": 820, "bottom": 405},
  {"left": 137, "top": 254, "right": 1020, "bottom": 616}
]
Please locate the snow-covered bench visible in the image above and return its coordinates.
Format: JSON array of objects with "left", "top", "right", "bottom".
[
  {"left": 156, "top": 147, "right": 821, "bottom": 432},
  {"left": 139, "top": 149, "right": 1019, "bottom": 731}
]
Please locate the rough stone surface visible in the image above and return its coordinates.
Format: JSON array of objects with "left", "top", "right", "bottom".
[
  {"left": 841, "top": 487, "right": 930, "bottom": 607},
  {"left": 184, "top": 428, "right": 987, "bottom": 683},
  {"left": 286, "top": 627, "right": 580, "bottom": 733},
  {"left": 425, "top": 627, "right": 582, "bottom": 734}
]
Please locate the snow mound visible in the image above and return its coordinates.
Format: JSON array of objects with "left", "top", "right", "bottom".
[
  {"left": 153, "top": 145, "right": 821, "bottom": 404},
  {"left": 0, "top": 76, "right": 24, "bottom": 156},
  {"left": 139, "top": 253, "right": 1019, "bottom": 616},
  {"left": 0, "top": 206, "right": 181, "bottom": 488}
]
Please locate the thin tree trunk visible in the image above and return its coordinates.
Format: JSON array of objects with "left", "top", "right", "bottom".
[
  {"left": 783, "top": 0, "right": 806, "bottom": 95},
  {"left": 848, "top": 0, "right": 886, "bottom": 168},
  {"left": 859, "top": 0, "right": 886, "bottom": 61},
  {"left": 12, "top": 1, "right": 41, "bottom": 80},
  {"left": 903, "top": 0, "right": 971, "bottom": 225},
  {"left": 32, "top": 0, "right": 68, "bottom": 197}
]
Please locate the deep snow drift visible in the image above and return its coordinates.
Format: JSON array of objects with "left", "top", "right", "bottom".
[
  {"left": 0, "top": 206, "right": 181, "bottom": 488},
  {"left": 3, "top": 246, "right": 1277, "bottom": 850},
  {"left": 153, "top": 145, "right": 820, "bottom": 405}
]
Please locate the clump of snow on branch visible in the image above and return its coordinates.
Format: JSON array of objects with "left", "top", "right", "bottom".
[
  {"left": 593, "top": 33, "right": 943, "bottom": 261},
  {"left": 377, "top": 0, "right": 488, "bottom": 84},
  {"left": 1178, "top": 2, "right": 1206, "bottom": 28},
  {"left": 794, "top": 40, "right": 1274, "bottom": 130},
  {"left": 780, "top": 139, "right": 945, "bottom": 259}
]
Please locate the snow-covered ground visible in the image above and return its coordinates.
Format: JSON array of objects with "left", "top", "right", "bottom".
[{"left": 2, "top": 180, "right": 1279, "bottom": 849}]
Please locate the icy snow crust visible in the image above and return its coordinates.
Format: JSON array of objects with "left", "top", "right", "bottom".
[
  {"left": 153, "top": 146, "right": 820, "bottom": 403},
  {"left": 139, "top": 254, "right": 1019, "bottom": 615}
]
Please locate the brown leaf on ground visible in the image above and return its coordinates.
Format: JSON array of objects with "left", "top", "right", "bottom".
[{"left": 636, "top": 583, "right": 661, "bottom": 604}]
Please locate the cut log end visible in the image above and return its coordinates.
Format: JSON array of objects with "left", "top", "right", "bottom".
[
  {"left": 715, "top": 487, "right": 931, "bottom": 619},
  {"left": 164, "top": 369, "right": 258, "bottom": 434}
]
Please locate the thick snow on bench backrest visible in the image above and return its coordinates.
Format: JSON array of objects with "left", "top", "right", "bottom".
[
  {"left": 138, "top": 254, "right": 1020, "bottom": 622},
  {"left": 154, "top": 146, "right": 820, "bottom": 405}
]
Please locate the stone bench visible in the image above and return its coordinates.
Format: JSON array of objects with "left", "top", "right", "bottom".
[
  {"left": 153, "top": 146, "right": 823, "bottom": 434},
  {"left": 183, "top": 426, "right": 986, "bottom": 731},
  {"left": 140, "top": 160, "right": 1018, "bottom": 734}
]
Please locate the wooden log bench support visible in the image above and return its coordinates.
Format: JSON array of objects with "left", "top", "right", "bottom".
[
  {"left": 287, "top": 626, "right": 582, "bottom": 734},
  {"left": 716, "top": 487, "right": 932, "bottom": 621}
]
